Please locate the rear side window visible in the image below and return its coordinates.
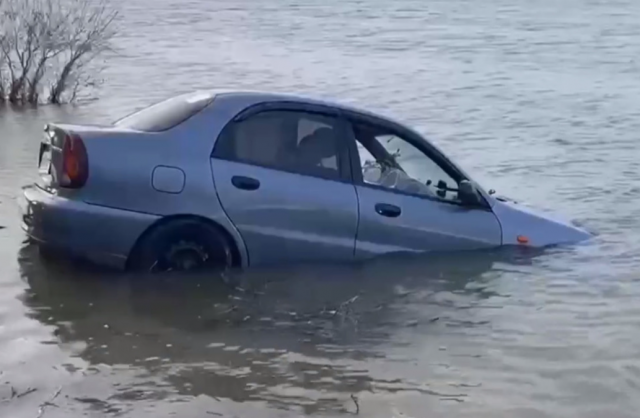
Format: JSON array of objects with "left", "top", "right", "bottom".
[
  {"left": 114, "top": 91, "right": 215, "bottom": 132},
  {"left": 213, "top": 109, "right": 347, "bottom": 181}
]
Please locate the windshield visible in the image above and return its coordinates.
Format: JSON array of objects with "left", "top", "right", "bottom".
[{"left": 114, "top": 91, "right": 216, "bottom": 132}]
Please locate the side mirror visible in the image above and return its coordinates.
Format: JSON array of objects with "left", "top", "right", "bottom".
[{"left": 458, "top": 180, "right": 484, "bottom": 208}]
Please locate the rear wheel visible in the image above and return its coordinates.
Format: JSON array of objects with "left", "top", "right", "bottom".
[{"left": 128, "top": 219, "right": 234, "bottom": 273}]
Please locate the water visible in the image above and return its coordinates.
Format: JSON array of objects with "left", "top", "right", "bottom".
[{"left": 1, "top": 0, "right": 640, "bottom": 416}]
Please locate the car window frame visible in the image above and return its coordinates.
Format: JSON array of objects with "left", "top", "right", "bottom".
[
  {"left": 211, "top": 101, "right": 354, "bottom": 184},
  {"left": 342, "top": 110, "right": 488, "bottom": 209}
]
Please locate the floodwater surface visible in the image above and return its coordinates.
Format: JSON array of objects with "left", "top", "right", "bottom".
[{"left": 1, "top": 0, "right": 640, "bottom": 417}]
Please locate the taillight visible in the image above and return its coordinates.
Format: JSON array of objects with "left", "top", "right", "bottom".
[{"left": 60, "top": 133, "right": 89, "bottom": 188}]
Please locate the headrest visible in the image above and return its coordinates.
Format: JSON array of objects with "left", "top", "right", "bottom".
[{"left": 298, "top": 127, "right": 336, "bottom": 159}]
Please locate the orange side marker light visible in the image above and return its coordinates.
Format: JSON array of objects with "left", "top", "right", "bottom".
[{"left": 517, "top": 235, "right": 529, "bottom": 245}]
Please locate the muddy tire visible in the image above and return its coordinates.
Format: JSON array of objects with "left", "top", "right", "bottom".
[{"left": 128, "top": 219, "right": 234, "bottom": 273}]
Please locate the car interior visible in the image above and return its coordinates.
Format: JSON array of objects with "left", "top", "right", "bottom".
[
  {"left": 352, "top": 123, "right": 446, "bottom": 199},
  {"left": 224, "top": 110, "right": 461, "bottom": 202}
]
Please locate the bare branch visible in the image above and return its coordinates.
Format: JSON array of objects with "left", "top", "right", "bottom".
[
  {"left": 0, "top": 0, "right": 118, "bottom": 105},
  {"left": 350, "top": 394, "right": 360, "bottom": 415},
  {"left": 49, "top": 0, "right": 119, "bottom": 104}
]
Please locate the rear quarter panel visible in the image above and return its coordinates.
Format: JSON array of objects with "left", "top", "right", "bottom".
[{"left": 77, "top": 97, "right": 249, "bottom": 266}]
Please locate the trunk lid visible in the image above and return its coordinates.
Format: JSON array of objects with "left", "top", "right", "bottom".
[{"left": 36, "top": 123, "right": 137, "bottom": 193}]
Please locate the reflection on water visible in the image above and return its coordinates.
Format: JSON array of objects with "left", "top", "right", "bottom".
[
  {"left": 8, "top": 232, "right": 637, "bottom": 418},
  {"left": 19, "top": 243, "right": 534, "bottom": 415}
]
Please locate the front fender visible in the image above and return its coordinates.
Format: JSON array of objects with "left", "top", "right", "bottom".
[{"left": 492, "top": 200, "right": 592, "bottom": 247}]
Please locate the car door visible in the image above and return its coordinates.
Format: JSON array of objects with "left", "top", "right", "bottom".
[
  {"left": 210, "top": 103, "right": 359, "bottom": 266},
  {"left": 343, "top": 113, "right": 503, "bottom": 258}
]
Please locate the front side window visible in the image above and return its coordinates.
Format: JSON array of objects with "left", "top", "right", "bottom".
[
  {"left": 214, "top": 110, "right": 346, "bottom": 180},
  {"left": 352, "top": 122, "right": 460, "bottom": 202}
]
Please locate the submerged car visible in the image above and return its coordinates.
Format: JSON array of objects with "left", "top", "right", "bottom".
[{"left": 19, "top": 90, "right": 591, "bottom": 272}]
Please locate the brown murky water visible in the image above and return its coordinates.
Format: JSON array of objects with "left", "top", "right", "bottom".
[{"left": 1, "top": 0, "right": 640, "bottom": 417}]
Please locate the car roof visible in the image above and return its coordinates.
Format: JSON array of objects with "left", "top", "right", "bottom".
[{"left": 207, "top": 89, "right": 408, "bottom": 127}]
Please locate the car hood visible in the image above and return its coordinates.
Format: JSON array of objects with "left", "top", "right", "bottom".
[{"left": 491, "top": 198, "right": 592, "bottom": 247}]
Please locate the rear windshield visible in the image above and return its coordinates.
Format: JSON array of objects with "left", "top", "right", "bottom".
[{"left": 113, "top": 91, "right": 216, "bottom": 132}]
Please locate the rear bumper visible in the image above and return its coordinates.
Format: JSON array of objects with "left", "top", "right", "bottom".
[{"left": 19, "top": 185, "right": 160, "bottom": 270}]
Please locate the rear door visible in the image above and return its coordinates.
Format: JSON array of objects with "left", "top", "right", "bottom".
[
  {"left": 344, "top": 114, "right": 503, "bottom": 258},
  {"left": 210, "top": 103, "right": 359, "bottom": 266}
]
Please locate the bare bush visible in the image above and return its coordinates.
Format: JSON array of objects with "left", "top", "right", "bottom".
[{"left": 0, "top": 0, "right": 118, "bottom": 105}]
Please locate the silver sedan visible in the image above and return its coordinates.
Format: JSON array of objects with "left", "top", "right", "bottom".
[{"left": 18, "top": 90, "right": 592, "bottom": 272}]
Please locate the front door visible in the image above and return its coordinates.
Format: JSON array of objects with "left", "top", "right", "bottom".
[
  {"left": 345, "top": 115, "right": 503, "bottom": 258},
  {"left": 210, "top": 106, "right": 358, "bottom": 266}
]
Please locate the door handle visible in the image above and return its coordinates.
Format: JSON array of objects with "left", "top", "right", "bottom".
[
  {"left": 375, "top": 203, "right": 401, "bottom": 218},
  {"left": 231, "top": 176, "right": 260, "bottom": 191}
]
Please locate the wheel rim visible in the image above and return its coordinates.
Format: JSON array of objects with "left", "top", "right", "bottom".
[
  {"left": 160, "top": 240, "right": 209, "bottom": 272},
  {"left": 150, "top": 238, "right": 232, "bottom": 273}
]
